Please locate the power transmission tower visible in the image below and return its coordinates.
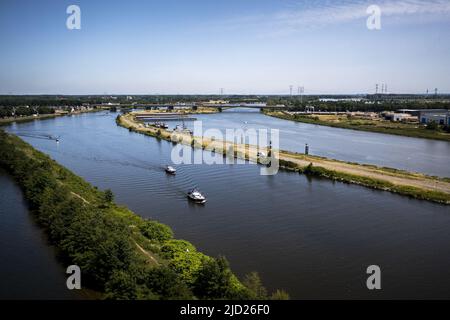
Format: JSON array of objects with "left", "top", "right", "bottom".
[
  {"left": 298, "top": 86, "right": 305, "bottom": 104},
  {"left": 289, "top": 85, "right": 293, "bottom": 96}
]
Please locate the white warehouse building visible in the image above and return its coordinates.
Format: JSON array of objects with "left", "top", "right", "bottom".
[{"left": 419, "top": 109, "right": 450, "bottom": 126}]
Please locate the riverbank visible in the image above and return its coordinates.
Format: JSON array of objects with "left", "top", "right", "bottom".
[
  {"left": 118, "top": 113, "right": 450, "bottom": 205},
  {"left": 0, "top": 129, "right": 282, "bottom": 300},
  {"left": 264, "top": 111, "right": 450, "bottom": 142},
  {"left": 0, "top": 108, "right": 103, "bottom": 126},
  {"left": 0, "top": 113, "right": 61, "bottom": 125}
]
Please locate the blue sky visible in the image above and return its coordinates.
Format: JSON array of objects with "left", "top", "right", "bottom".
[{"left": 1, "top": 0, "right": 450, "bottom": 94}]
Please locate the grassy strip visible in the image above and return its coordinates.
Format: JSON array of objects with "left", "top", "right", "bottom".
[
  {"left": 0, "top": 113, "right": 61, "bottom": 125},
  {"left": 279, "top": 160, "right": 450, "bottom": 204},
  {"left": 266, "top": 111, "right": 450, "bottom": 142},
  {"left": 0, "top": 109, "right": 104, "bottom": 126},
  {"left": 282, "top": 151, "right": 450, "bottom": 183},
  {"left": 0, "top": 130, "right": 287, "bottom": 300}
]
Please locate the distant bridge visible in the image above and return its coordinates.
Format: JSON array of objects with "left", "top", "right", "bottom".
[
  {"left": 201, "top": 103, "right": 285, "bottom": 109},
  {"left": 95, "top": 103, "right": 286, "bottom": 109}
]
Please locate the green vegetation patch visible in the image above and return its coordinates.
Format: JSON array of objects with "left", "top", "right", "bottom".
[
  {"left": 266, "top": 111, "right": 450, "bottom": 142},
  {"left": 298, "top": 162, "right": 450, "bottom": 204},
  {"left": 0, "top": 130, "right": 288, "bottom": 300}
]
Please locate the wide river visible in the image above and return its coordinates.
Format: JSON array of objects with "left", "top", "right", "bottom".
[
  {"left": 2, "top": 109, "right": 450, "bottom": 299},
  {"left": 188, "top": 109, "right": 450, "bottom": 177}
]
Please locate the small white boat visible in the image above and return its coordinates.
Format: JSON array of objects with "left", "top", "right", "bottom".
[
  {"left": 160, "top": 123, "right": 169, "bottom": 129},
  {"left": 165, "top": 165, "right": 176, "bottom": 175},
  {"left": 187, "top": 188, "right": 207, "bottom": 204}
]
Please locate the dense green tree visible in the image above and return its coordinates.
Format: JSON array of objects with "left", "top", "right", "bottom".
[
  {"left": 242, "top": 272, "right": 268, "bottom": 299},
  {"left": 140, "top": 220, "right": 173, "bottom": 242},
  {"left": 105, "top": 270, "right": 139, "bottom": 300},
  {"left": 270, "top": 289, "right": 290, "bottom": 300},
  {"left": 145, "top": 266, "right": 193, "bottom": 299},
  {"left": 193, "top": 256, "right": 235, "bottom": 299},
  {"left": 104, "top": 189, "right": 114, "bottom": 203}
]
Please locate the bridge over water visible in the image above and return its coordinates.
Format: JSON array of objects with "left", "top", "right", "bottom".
[{"left": 134, "top": 103, "right": 286, "bottom": 110}]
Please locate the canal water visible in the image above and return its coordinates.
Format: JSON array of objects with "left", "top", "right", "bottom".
[
  {"left": 187, "top": 109, "right": 450, "bottom": 177},
  {"left": 3, "top": 111, "right": 450, "bottom": 299},
  {"left": 0, "top": 170, "right": 78, "bottom": 299}
]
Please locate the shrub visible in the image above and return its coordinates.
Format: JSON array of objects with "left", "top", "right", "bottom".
[
  {"left": 270, "top": 289, "right": 290, "bottom": 300},
  {"left": 104, "top": 189, "right": 114, "bottom": 203},
  {"left": 140, "top": 220, "right": 173, "bottom": 242},
  {"left": 145, "top": 266, "right": 193, "bottom": 300},
  {"left": 193, "top": 256, "right": 238, "bottom": 299},
  {"left": 242, "top": 272, "right": 267, "bottom": 299},
  {"left": 426, "top": 121, "right": 439, "bottom": 130}
]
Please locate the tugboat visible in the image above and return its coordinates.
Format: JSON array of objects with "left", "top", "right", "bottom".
[
  {"left": 165, "top": 165, "right": 176, "bottom": 175},
  {"left": 257, "top": 151, "right": 266, "bottom": 157},
  {"left": 187, "top": 188, "right": 207, "bottom": 204}
]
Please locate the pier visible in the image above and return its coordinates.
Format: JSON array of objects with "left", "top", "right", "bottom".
[{"left": 134, "top": 113, "right": 197, "bottom": 121}]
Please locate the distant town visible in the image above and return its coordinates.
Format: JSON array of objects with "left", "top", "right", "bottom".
[{"left": 1, "top": 94, "right": 449, "bottom": 141}]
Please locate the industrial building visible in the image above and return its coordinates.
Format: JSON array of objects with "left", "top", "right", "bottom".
[{"left": 418, "top": 109, "right": 450, "bottom": 126}]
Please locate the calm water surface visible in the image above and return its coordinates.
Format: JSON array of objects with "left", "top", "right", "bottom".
[
  {"left": 186, "top": 108, "right": 450, "bottom": 177},
  {"left": 3, "top": 111, "right": 450, "bottom": 299},
  {"left": 0, "top": 171, "right": 79, "bottom": 299}
]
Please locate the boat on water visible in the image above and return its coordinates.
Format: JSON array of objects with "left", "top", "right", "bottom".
[
  {"left": 153, "top": 121, "right": 168, "bottom": 129},
  {"left": 187, "top": 188, "right": 207, "bottom": 204},
  {"left": 165, "top": 165, "right": 176, "bottom": 175},
  {"left": 257, "top": 152, "right": 266, "bottom": 157}
]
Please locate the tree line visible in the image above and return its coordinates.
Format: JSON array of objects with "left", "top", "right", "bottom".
[
  {"left": 0, "top": 106, "right": 55, "bottom": 118},
  {"left": 267, "top": 98, "right": 450, "bottom": 113}
]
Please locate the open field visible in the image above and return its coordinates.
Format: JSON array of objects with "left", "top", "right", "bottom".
[
  {"left": 118, "top": 112, "right": 450, "bottom": 204},
  {"left": 265, "top": 111, "right": 450, "bottom": 142}
]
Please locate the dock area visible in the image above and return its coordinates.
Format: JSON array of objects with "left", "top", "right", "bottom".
[{"left": 134, "top": 112, "right": 197, "bottom": 122}]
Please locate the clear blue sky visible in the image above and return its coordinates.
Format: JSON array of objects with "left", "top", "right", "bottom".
[{"left": 1, "top": 0, "right": 449, "bottom": 94}]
